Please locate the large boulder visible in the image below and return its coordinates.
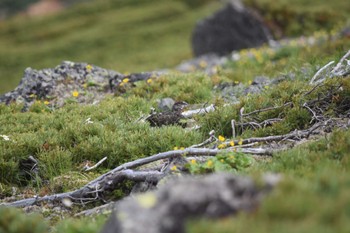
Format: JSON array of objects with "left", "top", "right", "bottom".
[
  {"left": 192, "top": 0, "right": 271, "bottom": 57},
  {"left": 100, "top": 173, "right": 280, "bottom": 233}
]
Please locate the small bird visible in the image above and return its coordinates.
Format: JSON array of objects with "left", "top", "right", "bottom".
[{"left": 146, "top": 101, "right": 188, "bottom": 127}]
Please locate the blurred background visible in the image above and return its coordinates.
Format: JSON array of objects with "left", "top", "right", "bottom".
[{"left": 0, "top": 0, "right": 349, "bottom": 94}]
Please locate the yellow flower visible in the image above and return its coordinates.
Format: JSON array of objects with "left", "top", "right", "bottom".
[
  {"left": 218, "top": 135, "right": 225, "bottom": 142},
  {"left": 170, "top": 165, "right": 177, "bottom": 171},
  {"left": 218, "top": 144, "right": 226, "bottom": 149},
  {"left": 248, "top": 80, "right": 252, "bottom": 85},
  {"left": 230, "top": 141, "right": 235, "bottom": 147},
  {"left": 86, "top": 64, "right": 93, "bottom": 72},
  {"left": 207, "top": 160, "right": 214, "bottom": 168},
  {"left": 72, "top": 90, "right": 79, "bottom": 97},
  {"left": 147, "top": 79, "right": 153, "bottom": 84},
  {"left": 44, "top": 101, "right": 50, "bottom": 105},
  {"left": 234, "top": 80, "right": 239, "bottom": 84},
  {"left": 238, "top": 138, "right": 243, "bottom": 145},
  {"left": 180, "top": 147, "right": 185, "bottom": 150},
  {"left": 122, "top": 78, "right": 129, "bottom": 83},
  {"left": 220, "top": 159, "right": 224, "bottom": 163},
  {"left": 190, "top": 159, "right": 196, "bottom": 165},
  {"left": 173, "top": 146, "right": 178, "bottom": 150}
]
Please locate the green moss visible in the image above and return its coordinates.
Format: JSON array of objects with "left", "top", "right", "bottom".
[
  {"left": 130, "top": 73, "right": 214, "bottom": 103},
  {"left": 0, "top": 207, "right": 48, "bottom": 233},
  {"left": 0, "top": 95, "right": 203, "bottom": 186},
  {"left": 53, "top": 216, "right": 107, "bottom": 233}
]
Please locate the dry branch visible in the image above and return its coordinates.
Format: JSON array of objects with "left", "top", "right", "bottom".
[
  {"left": 223, "top": 122, "right": 323, "bottom": 147},
  {"left": 2, "top": 144, "right": 277, "bottom": 208},
  {"left": 310, "top": 61, "right": 335, "bottom": 85},
  {"left": 2, "top": 170, "right": 164, "bottom": 208},
  {"left": 83, "top": 156, "right": 107, "bottom": 172},
  {"left": 182, "top": 104, "right": 215, "bottom": 118},
  {"left": 332, "top": 49, "right": 350, "bottom": 76}
]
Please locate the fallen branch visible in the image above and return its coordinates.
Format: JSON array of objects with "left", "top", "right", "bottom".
[
  {"left": 237, "top": 118, "right": 282, "bottom": 130},
  {"left": 2, "top": 170, "right": 164, "bottom": 208},
  {"left": 3, "top": 143, "right": 278, "bottom": 208}
]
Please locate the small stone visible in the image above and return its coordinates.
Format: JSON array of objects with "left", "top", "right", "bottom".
[{"left": 157, "top": 98, "right": 175, "bottom": 112}]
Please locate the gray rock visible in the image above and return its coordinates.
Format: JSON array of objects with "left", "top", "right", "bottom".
[
  {"left": 100, "top": 173, "right": 279, "bottom": 233},
  {"left": 157, "top": 98, "right": 175, "bottom": 112},
  {"left": 0, "top": 61, "right": 164, "bottom": 109},
  {"left": 176, "top": 54, "right": 227, "bottom": 75},
  {"left": 192, "top": 1, "right": 271, "bottom": 57},
  {"left": 216, "top": 82, "right": 244, "bottom": 104},
  {"left": 243, "top": 76, "right": 271, "bottom": 95}
]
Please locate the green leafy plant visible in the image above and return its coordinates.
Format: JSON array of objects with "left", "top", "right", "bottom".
[{"left": 186, "top": 152, "right": 254, "bottom": 174}]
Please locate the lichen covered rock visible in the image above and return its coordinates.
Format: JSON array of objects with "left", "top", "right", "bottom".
[{"left": 101, "top": 173, "right": 280, "bottom": 233}]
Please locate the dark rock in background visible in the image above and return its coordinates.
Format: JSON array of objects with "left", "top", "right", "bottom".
[
  {"left": 192, "top": 0, "right": 271, "bottom": 57},
  {"left": 101, "top": 173, "right": 280, "bottom": 233}
]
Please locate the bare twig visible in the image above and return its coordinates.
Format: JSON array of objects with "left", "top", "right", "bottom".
[
  {"left": 182, "top": 104, "right": 215, "bottom": 118},
  {"left": 303, "top": 83, "right": 324, "bottom": 96},
  {"left": 83, "top": 157, "right": 107, "bottom": 172},
  {"left": 332, "top": 49, "right": 350, "bottom": 76},
  {"left": 231, "top": 120, "right": 236, "bottom": 138},
  {"left": 222, "top": 122, "right": 323, "bottom": 147},
  {"left": 190, "top": 136, "right": 216, "bottom": 148},
  {"left": 237, "top": 118, "right": 282, "bottom": 130},
  {"left": 310, "top": 61, "right": 335, "bottom": 85},
  {"left": 241, "top": 102, "right": 292, "bottom": 117}
]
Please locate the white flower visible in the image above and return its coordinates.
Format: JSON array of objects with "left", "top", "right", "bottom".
[
  {"left": 0, "top": 135, "right": 10, "bottom": 141},
  {"left": 84, "top": 118, "right": 94, "bottom": 124}
]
